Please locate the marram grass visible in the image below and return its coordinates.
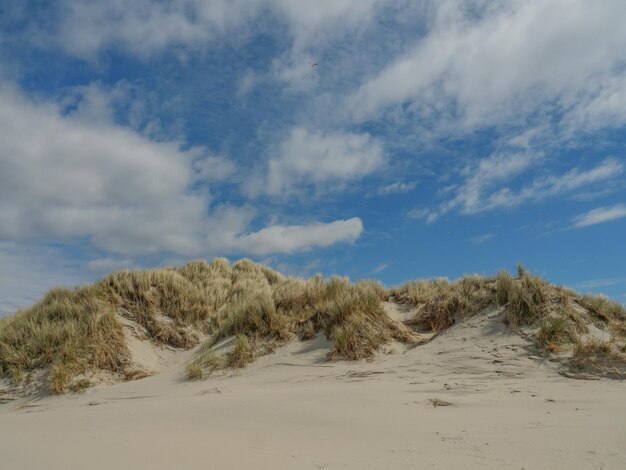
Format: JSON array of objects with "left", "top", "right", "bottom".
[{"left": 1, "top": 259, "right": 625, "bottom": 393}]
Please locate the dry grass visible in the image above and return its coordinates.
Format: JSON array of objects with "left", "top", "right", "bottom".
[
  {"left": 579, "top": 294, "right": 626, "bottom": 323},
  {"left": 495, "top": 270, "right": 514, "bottom": 306},
  {"left": 537, "top": 313, "right": 579, "bottom": 352},
  {"left": 391, "top": 275, "right": 493, "bottom": 332},
  {"left": 573, "top": 339, "right": 614, "bottom": 357},
  {"left": 228, "top": 335, "right": 255, "bottom": 368},
  {"left": 185, "top": 363, "right": 203, "bottom": 380},
  {"left": 96, "top": 269, "right": 208, "bottom": 348},
  {"left": 50, "top": 364, "right": 71, "bottom": 395},
  {"left": 0, "top": 286, "right": 130, "bottom": 394},
  {"left": 193, "top": 275, "right": 410, "bottom": 372},
  {"left": 568, "top": 339, "right": 626, "bottom": 379},
  {"left": 325, "top": 280, "right": 403, "bottom": 360},
  {"left": 3, "top": 259, "right": 626, "bottom": 392},
  {"left": 391, "top": 265, "right": 612, "bottom": 355},
  {"left": 0, "top": 258, "right": 238, "bottom": 393}
]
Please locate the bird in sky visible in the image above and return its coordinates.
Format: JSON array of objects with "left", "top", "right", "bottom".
[{"left": 308, "top": 61, "right": 319, "bottom": 68}]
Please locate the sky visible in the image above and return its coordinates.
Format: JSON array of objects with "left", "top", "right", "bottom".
[{"left": 1, "top": 0, "right": 626, "bottom": 315}]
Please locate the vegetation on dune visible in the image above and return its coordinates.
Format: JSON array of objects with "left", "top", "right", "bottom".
[
  {"left": 391, "top": 275, "right": 493, "bottom": 332},
  {"left": 569, "top": 339, "right": 626, "bottom": 379},
  {"left": 1, "top": 259, "right": 625, "bottom": 393},
  {"left": 0, "top": 287, "right": 129, "bottom": 394},
  {"left": 185, "top": 363, "right": 203, "bottom": 381},
  {"left": 188, "top": 273, "right": 413, "bottom": 376},
  {"left": 391, "top": 264, "right": 625, "bottom": 354},
  {"left": 0, "top": 258, "right": 413, "bottom": 390}
]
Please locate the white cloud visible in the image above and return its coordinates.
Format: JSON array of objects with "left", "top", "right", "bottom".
[
  {"left": 414, "top": 151, "right": 541, "bottom": 221},
  {"left": 525, "top": 159, "right": 623, "bottom": 199},
  {"left": 576, "top": 277, "right": 626, "bottom": 289},
  {"left": 45, "top": 0, "right": 385, "bottom": 60},
  {"left": 19, "top": 0, "right": 393, "bottom": 97},
  {"left": 572, "top": 204, "right": 626, "bottom": 228},
  {"left": 571, "top": 185, "right": 622, "bottom": 203},
  {"left": 266, "top": 0, "right": 386, "bottom": 89},
  {"left": 561, "top": 75, "right": 626, "bottom": 136},
  {"left": 192, "top": 155, "right": 237, "bottom": 183},
  {"left": 270, "top": 0, "right": 383, "bottom": 42},
  {"left": 377, "top": 181, "right": 417, "bottom": 196},
  {"left": 232, "top": 217, "right": 363, "bottom": 255},
  {"left": 452, "top": 152, "right": 542, "bottom": 212},
  {"left": 0, "top": 84, "right": 364, "bottom": 257},
  {"left": 370, "top": 262, "right": 390, "bottom": 274},
  {"left": 348, "top": 1, "right": 626, "bottom": 137},
  {"left": 419, "top": 156, "right": 623, "bottom": 222},
  {"left": 61, "top": 81, "right": 169, "bottom": 138},
  {"left": 236, "top": 70, "right": 259, "bottom": 98},
  {"left": 479, "top": 158, "right": 624, "bottom": 213},
  {"left": 249, "top": 127, "right": 386, "bottom": 197},
  {"left": 469, "top": 233, "right": 495, "bottom": 245},
  {"left": 53, "top": 0, "right": 255, "bottom": 58},
  {"left": 407, "top": 208, "right": 433, "bottom": 222},
  {"left": 0, "top": 84, "right": 208, "bottom": 255}
]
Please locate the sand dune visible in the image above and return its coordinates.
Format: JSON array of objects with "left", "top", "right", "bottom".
[{"left": 2, "top": 303, "right": 625, "bottom": 470}]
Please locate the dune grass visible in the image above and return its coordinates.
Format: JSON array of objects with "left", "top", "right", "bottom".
[
  {"left": 2, "top": 259, "right": 625, "bottom": 392},
  {"left": 0, "top": 257, "right": 414, "bottom": 390},
  {"left": 185, "top": 363, "right": 203, "bottom": 380},
  {"left": 569, "top": 339, "right": 626, "bottom": 378},
  {"left": 0, "top": 286, "right": 130, "bottom": 394},
  {"left": 391, "top": 274, "right": 493, "bottom": 331},
  {"left": 0, "top": 258, "right": 237, "bottom": 393},
  {"left": 191, "top": 274, "right": 412, "bottom": 374},
  {"left": 390, "top": 264, "right": 623, "bottom": 354}
]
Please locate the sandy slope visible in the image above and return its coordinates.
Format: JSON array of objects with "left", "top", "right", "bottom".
[{"left": 1, "top": 305, "right": 625, "bottom": 469}]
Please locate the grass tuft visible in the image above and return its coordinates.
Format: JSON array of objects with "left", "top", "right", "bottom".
[
  {"left": 50, "top": 363, "right": 71, "bottom": 395},
  {"left": 579, "top": 294, "right": 626, "bottom": 323},
  {"left": 228, "top": 335, "right": 255, "bottom": 368},
  {"left": 185, "top": 363, "right": 203, "bottom": 380},
  {"left": 391, "top": 275, "right": 492, "bottom": 332},
  {"left": 537, "top": 314, "right": 576, "bottom": 349}
]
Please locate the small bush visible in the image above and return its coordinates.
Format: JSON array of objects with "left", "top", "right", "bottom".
[
  {"left": 495, "top": 270, "right": 514, "bottom": 306},
  {"left": 186, "top": 363, "right": 203, "bottom": 380},
  {"left": 194, "top": 346, "right": 226, "bottom": 371},
  {"left": 50, "top": 363, "right": 71, "bottom": 395},
  {"left": 9, "top": 367, "right": 24, "bottom": 386},
  {"left": 537, "top": 314, "right": 574, "bottom": 349},
  {"left": 505, "top": 268, "right": 549, "bottom": 326},
  {"left": 573, "top": 339, "right": 613, "bottom": 357},
  {"left": 229, "top": 335, "right": 254, "bottom": 368}
]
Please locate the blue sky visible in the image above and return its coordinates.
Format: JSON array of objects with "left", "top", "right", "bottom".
[{"left": 1, "top": 0, "right": 626, "bottom": 315}]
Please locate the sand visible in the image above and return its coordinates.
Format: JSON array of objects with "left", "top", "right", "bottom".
[{"left": 1, "top": 305, "right": 625, "bottom": 469}]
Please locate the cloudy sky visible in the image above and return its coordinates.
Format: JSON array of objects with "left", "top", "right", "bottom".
[{"left": 1, "top": 0, "right": 626, "bottom": 314}]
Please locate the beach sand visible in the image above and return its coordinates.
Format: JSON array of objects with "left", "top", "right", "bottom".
[{"left": 2, "top": 306, "right": 625, "bottom": 469}]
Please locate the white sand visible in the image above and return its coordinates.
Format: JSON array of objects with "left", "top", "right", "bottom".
[{"left": 2, "top": 307, "right": 625, "bottom": 469}]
